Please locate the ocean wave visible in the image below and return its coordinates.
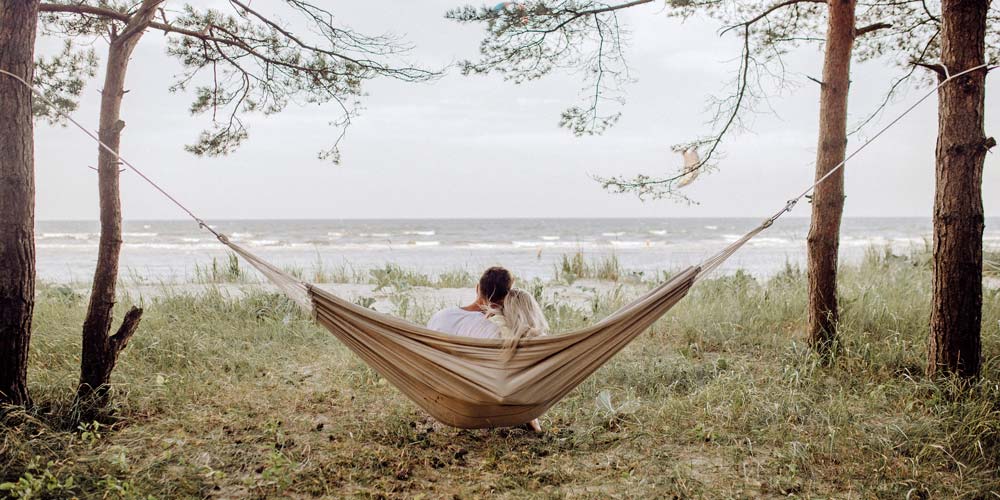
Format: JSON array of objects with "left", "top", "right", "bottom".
[
  {"left": 403, "top": 230, "right": 436, "bottom": 236},
  {"left": 121, "top": 243, "right": 220, "bottom": 250},
  {"left": 38, "top": 243, "right": 99, "bottom": 249},
  {"left": 360, "top": 232, "right": 391, "bottom": 238},
  {"left": 327, "top": 232, "right": 344, "bottom": 238},
  {"left": 609, "top": 240, "right": 649, "bottom": 248},
  {"left": 39, "top": 232, "right": 92, "bottom": 240},
  {"left": 541, "top": 235, "right": 560, "bottom": 241},
  {"left": 249, "top": 239, "right": 280, "bottom": 247},
  {"left": 123, "top": 232, "right": 158, "bottom": 237},
  {"left": 231, "top": 232, "right": 254, "bottom": 238},
  {"left": 181, "top": 237, "right": 201, "bottom": 243},
  {"left": 704, "top": 225, "right": 719, "bottom": 230},
  {"left": 648, "top": 230, "right": 667, "bottom": 236},
  {"left": 513, "top": 240, "right": 558, "bottom": 248},
  {"left": 409, "top": 241, "right": 440, "bottom": 246},
  {"left": 747, "top": 237, "right": 796, "bottom": 248},
  {"left": 602, "top": 232, "right": 625, "bottom": 237}
]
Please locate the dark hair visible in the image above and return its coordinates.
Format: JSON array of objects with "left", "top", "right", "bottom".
[{"left": 478, "top": 266, "right": 513, "bottom": 305}]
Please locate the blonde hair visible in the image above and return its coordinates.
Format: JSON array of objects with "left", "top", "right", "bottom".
[{"left": 489, "top": 288, "right": 548, "bottom": 361}]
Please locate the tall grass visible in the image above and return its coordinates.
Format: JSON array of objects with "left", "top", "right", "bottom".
[
  {"left": 192, "top": 252, "right": 247, "bottom": 283},
  {"left": 986, "top": 249, "right": 1000, "bottom": 278},
  {"left": 554, "top": 251, "right": 626, "bottom": 283},
  {"left": 3, "top": 248, "right": 999, "bottom": 498}
]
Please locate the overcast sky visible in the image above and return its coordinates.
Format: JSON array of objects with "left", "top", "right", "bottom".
[{"left": 33, "top": 0, "right": 998, "bottom": 220}]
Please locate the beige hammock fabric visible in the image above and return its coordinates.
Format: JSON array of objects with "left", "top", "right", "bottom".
[{"left": 218, "top": 223, "right": 768, "bottom": 429}]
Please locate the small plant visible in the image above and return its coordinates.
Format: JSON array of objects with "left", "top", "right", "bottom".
[
  {"left": 436, "top": 269, "right": 475, "bottom": 288},
  {"left": 985, "top": 250, "right": 999, "bottom": 278},
  {"left": 554, "top": 251, "right": 624, "bottom": 283},
  {"left": 370, "top": 264, "right": 433, "bottom": 291},
  {"left": 193, "top": 252, "right": 248, "bottom": 283},
  {"left": 594, "top": 390, "right": 640, "bottom": 430},
  {"left": 354, "top": 295, "right": 377, "bottom": 309},
  {"left": 77, "top": 421, "right": 103, "bottom": 448},
  {"left": 0, "top": 457, "right": 77, "bottom": 499}
]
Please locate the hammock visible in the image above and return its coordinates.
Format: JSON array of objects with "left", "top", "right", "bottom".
[
  {"left": 2, "top": 63, "right": 987, "bottom": 429},
  {"left": 220, "top": 227, "right": 762, "bottom": 428}
]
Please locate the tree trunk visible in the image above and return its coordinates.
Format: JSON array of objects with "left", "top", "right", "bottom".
[
  {"left": 806, "top": 0, "right": 855, "bottom": 354},
  {"left": 0, "top": 0, "right": 40, "bottom": 407},
  {"left": 77, "top": 0, "right": 162, "bottom": 406},
  {"left": 926, "top": 0, "right": 992, "bottom": 379}
]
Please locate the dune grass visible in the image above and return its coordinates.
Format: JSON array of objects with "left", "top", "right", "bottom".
[
  {"left": 2, "top": 249, "right": 999, "bottom": 498},
  {"left": 986, "top": 250, "right": 1000, "bottom": 278},
  {"left": 554, "top": 252, "right": 632, "bottom": 284}
]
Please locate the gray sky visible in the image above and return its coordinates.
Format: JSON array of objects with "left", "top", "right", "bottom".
[{"left": 33, "top": 0, "right": 998, "bottom": 220}]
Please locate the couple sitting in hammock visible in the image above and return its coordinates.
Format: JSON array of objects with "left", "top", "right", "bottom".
[{"left": 426, "top": 266, "right": 548, "bottom": 431}]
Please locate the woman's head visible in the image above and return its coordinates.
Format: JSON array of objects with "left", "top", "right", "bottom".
[
  {"left": 501, "top": 288, "right": 549, "bottom": 338},
  {"left": 477, "top": 266, "right": 513, "bottom": 306}
]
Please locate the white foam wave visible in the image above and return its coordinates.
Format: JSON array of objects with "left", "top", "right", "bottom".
[
  {"left": 410, "top": 241, "right": 440, "bottom": 246},
  {"left": 249, "top": 239, "right": 280, "bottom": 246},
  {"left": 609, "top": 240, "right": 648, "bottom": 248},
  {"left": 38, "top": 243, "right": 99, "bottom": 249},
  {"left": 648, "top": 230, "right": 667, "bottom": 236},
  {"left": 513, "top": 240, "right": 562, "bottom": 248},
  {"left": 748, "top": 237, "right": 796, "bottom": 248},
  {"left": 602, "top": 232, "right": 625, "bottom": 237},
  {"left": 121, "top": 243, "right": 219, "bottom": 250},
  {"left": 403, "top": 230, "right": 436, "bottom": 236},
  {"left": 231, "top": 232, "right": 254, "bottom": 238},
  {"left": 704, "top": 225, "right": 719, "bottom": 230},
  {"left": 123, "top": 232, "right": 157, "bottom": 237},
  {"left": 40, "top": 232, "right": 92, "bottom": 240},
  {"left": 541, "top": 235, "right": 560, "bottom": 241},
  {"left": 327, "top": 232, "right": 344, "bottom": 238}
]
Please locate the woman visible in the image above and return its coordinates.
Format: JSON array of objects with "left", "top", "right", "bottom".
[{"left": 488, "top": 288, "right": 549, "bottom": 432}]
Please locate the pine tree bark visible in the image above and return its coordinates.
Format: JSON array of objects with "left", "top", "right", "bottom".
[
  {"left": 926, "top": 0, "right": 992, "bottom": 379},
  {"left": 77, "top": 0, "right": 162, "bottom": 405},
  {"left": 806, "top": 0, "right": 855, "bottom": 354},
  {"left": 0, "top": 0, "right": 40, "bottom": 407}
]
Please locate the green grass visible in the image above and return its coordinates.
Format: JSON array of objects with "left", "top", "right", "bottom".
[
  {"left": 986, "top": 250, "right": 1000, "bottom": 278},
  {"left": 3, "top": 249, "right": 999, "bottom": 498},
  {"left": 554, "top": 251, "right": 632, "bottom": 284},
  {"left": 192, "top": 253, "right": 248, "bottom": 284}
]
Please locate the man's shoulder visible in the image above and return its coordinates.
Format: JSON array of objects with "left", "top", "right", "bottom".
[
  {"left": 427, "top": 307, "right": 463, "bottom": 327},
  {"left": 430, "top": 307, "right": 463, "bottom": 320}
]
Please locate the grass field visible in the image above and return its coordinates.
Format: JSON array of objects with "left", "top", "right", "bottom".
[{"left": 2, "top": 248, "right": 999, "bottom": 499}]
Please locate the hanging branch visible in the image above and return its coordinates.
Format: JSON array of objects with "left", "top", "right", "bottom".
[
  {"left": 40, "top": 0, "right": 442, "bottom": 162},
  {"left": 596, "top": 0, "right": 826, "bottom": 199},
  {"left": 447, "top": 0, "right": 652, "bottom": 136}
]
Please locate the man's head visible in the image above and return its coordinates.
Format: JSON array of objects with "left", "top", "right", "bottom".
[{"left": 477, "top": 266, "right": 513, "bottom": 306}]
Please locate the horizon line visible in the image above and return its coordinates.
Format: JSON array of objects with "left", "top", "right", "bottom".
[{"left": 35, "top": 215, "right": 992, "bottom": 223}]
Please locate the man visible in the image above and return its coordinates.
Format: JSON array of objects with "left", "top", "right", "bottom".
[
  {"left": 426, "top": 266, "right": 543, "bottom": 432},
  {"left": 427, "top": 266, "right": 512, "bottom": 338}
]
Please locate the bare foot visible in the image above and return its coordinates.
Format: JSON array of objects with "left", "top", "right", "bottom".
[{"left": 529, "top": 419, "right": 542, "bottom": 433}]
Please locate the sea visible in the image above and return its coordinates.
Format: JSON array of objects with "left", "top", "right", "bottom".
[{"left": 35, "top": 217, "right": 1000, "bottom": 284}]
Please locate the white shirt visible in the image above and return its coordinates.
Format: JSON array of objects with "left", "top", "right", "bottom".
[{"left": 427, "top": 307, "right": 500, "bottom": 339}]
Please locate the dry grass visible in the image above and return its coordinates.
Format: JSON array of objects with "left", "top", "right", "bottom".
[{"left": 2, "top": 248, "right": 999, "bottom": 498}]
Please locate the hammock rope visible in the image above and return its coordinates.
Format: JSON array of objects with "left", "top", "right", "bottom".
[{"left": 1, "top": 62, "right": 992, "bottom": 428}]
